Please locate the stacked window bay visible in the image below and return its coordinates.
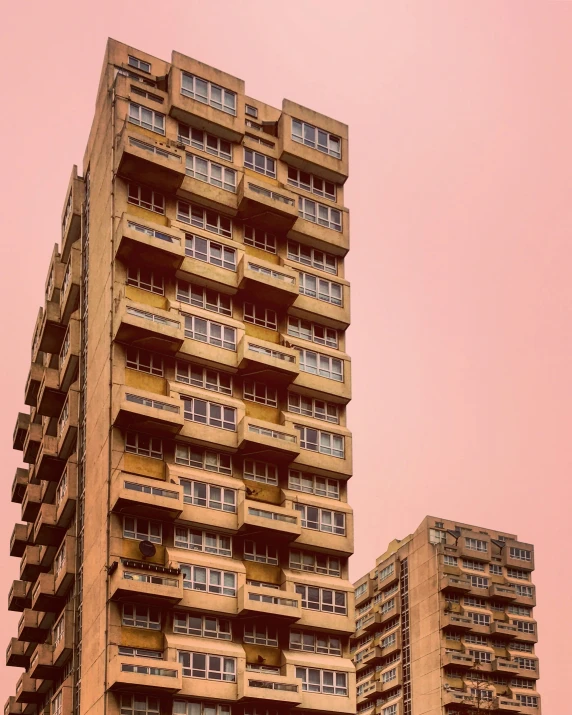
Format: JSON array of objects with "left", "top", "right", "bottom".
[{"left": 6, "top": 40, "right": 355, "bottom": 715}]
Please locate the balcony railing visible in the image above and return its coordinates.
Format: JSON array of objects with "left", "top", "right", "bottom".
[
  {"left": 248, "top": 343, "right": 295, "bottom": 362},
  {"left": 248, "top": 183, "right": 295, "bottom": 206}
]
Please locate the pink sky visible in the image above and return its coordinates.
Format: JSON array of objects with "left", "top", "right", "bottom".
[{"left": 0, "top": 0, "right": 569, "bottom": 709}]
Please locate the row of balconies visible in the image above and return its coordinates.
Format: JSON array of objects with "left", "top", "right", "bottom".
[
  {"left": 443, "top": 687, "right": 540, "bottom": 713},
  {"left": 441, "top": 612, "right": 538, "bottom": 643},
  {"left": 8, "top": 673, "right": 72, "bottom": 712},
  {"left": 440, "top": 574, "right": 536, "bottom": 608},
  {"left": 437, "top": 540, "right": 535, "bottom": 571},
  {"left": 356, "top": 666, "right": 403, "bottom": 706},
  {"left": 442, "top": 650, "right": 538, "bottom": 678}
]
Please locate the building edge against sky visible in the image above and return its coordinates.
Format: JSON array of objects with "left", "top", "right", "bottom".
[
  {"left": 352, "top": 516, "right": 540, "bottom": 715},
  {"left": 7, "top": 39, "right": 355, "bottom": 715}
]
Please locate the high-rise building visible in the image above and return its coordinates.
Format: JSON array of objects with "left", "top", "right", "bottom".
[
  {"left": 352, "top": 516, "right": 540, "bottom": 715},
  {"left": 7, "top": 39, "right": 355, "bottom": 715}
]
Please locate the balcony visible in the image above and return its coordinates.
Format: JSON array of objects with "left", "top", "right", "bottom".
[
  {"left": 59, "top": 245, "right": 80, "bottom": 325},
  {"left": 494, "top": 697, "right": 523, "bottom": 712},
  {"left": 57, "top": 390, "right": 79, "bottom": 459},
  {"left": 54, "top": 536, "right": 76, "bottom": 597},
  {"left": 116, "top": 128, "right": 185, "bottom": 194},
  {"left": 107, "top": 650, "right": 182, "bottom": 693},
  {"left": 11, "top": 470, "right": 28, "bottom": 505},
  {"left": 6, "top": 639, "right": 29, "bottom": 668},
  {"left": 489, "top": 622, "right": 519, "bottom": 640},
  {"left": 21, "top": 484, "right": 42, "bottom": 523},
  {"left": 15, "top": 674, "right": 41, "bottom": 705},
  {"left": 52, "top": 607, "right": 74, "bottom": 666},
  {"left": 238, "top": 255, "right": 298, "bottom": 306},
  {"left": 37, "top": 299, "right": 66, "bottom": 355},
  {"left": 10, "top": 524, "right": 29, "bottom": 557},
  {"left": 110, "top": 472, "right": 183, "bottom": 519},
  {"left": 115, "top": 213, "right": 185, "bottom": 270},
  {"left": 35, "top": 435, "right": 66, "bottom": 482},
  {"left": 237, "top": 583, "right": 301, "bottom": 621},
  {"left": 61, "top": 166, "right": 84, "bottom": 262},
  {"left": 22, "top": 421, "right": 42, "bottom": 465},
  {"left": 33, "top": 504, "right": 65, "bottom": 546},
  {"left": 4, "top": 697, "right": 23, "bottom": 715},
  {"left": 503, "top": 541, "right": 535, "bottom": 571},
  {"left": 8, "top": 581, "right": 30, "bottom": 612},
  {"left": 29, "top": 644, "right": 59, "bottom": 681},
  {"left": 441, "top": 613, "right": 473, "bottom": 631},
  {"left": 238, "top": 417, "right": 300, "bottom": 460},
  {"left": 489, "top": 582, "right": 517, "bottom": 601},
  {"left": 113, "top": 299, "right": 184, "bottom": 354},
  {"left": 443, "top": 651, "right": 474, "bottom": 669},
  {"left": 356, "top": 646, "right": 383, "bottom": 670},
  {"left": 20, "top": 545, "right": 43, "bottom": 582},
  {"left": 457, "top": 538, "right": 491, "bottom": 562},
  {"left": 441, "top": 575, "right": 472, "bottom": 593},
  {"left": 109, "top": 558, "right": 183, "bottom": 605},
  {"left": 55, "top": 465, "right": 77, "bottom": 529},
  {"left": 510, "top": 624, "right": 538, "bottom": 644},
  {"left": 24, "top": 364, "right": 44, "bottom": 408},
  {"left": 13, "top": 413, "right": 29, "bottom": 452},
  {"left": 238, "top": 499, "right": 301, "bottom": 540},
  {"left": 238, "top": 671, "right": 301, "bottom": 705},
  {"left": 492, "top": 658, "right": 520, "bottom": 674},
  {"left": 237, "top": 176, "right": 298, "bottom": 232},
  {"left": 30, "top": 574, "right": 62, "bottom": 613},
  {"left": 17, "top": 610, "right": 47, "bottom": 644},
  {"left": 112, "top": 386, "right": 184, "bottom": 436},
  {"left": 442, "top": 690, "right": 478, "bottom": 708},
  {"left": 238, "top": 336, "right": 299, "bottom": 382},
  {"left": 58, "top": 318, "right": 80, "bottom": 392},
  {"left": 358, "top": 681, "right": 382, "bottom": 704}
]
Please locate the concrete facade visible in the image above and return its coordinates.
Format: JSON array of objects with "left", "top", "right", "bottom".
[
  {"left": 7, "top": 39, "right": 354, "bottom": 715},
  {"left": 352, "top": 517, "right": 540, "bottom": 715}
]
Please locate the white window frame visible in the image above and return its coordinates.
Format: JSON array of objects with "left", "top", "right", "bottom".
[
  {"left": 126, "top": 348, "right": 163, "bottom": 376},
  {"left": 177, "top": 281, "right": 232, "bottom": 315},
  {"left": 298, "top": 196, "right": 342, "bottom": 231},
  {"left": 183, "top": 314, "right": 236, "bottom": 350},
  {"left": 291, "top": 119, "right": 341, "bottom": 158},
  {"left": 181, "top": 73, "right": 237, "bottom": 116},
  {"left": 287, "top": 240, "right": 337, "bottom": 274},
  {"left": 173, "top": 613, "right": 231, "bottom": 640},
  {"left": 181, "top": 565, "right": 237, "bottom": 596},
  {"left": 288, "top": 469, "right": 340, "bottom": 499},
  {"left": 287, "top": 167, "right": 336, "bottom": 201},
  {"left": 243, "top": 459, "right": 278, "bottom": 484},
  {"left": 244, "top": 225, "right": 276, "bottom": 253},
  {"left": 120, "top": 695, "right": 160, "bottom": 715},
  {"left": 295, "top": 425, "right": 345, "bottom": 458},
  {"left": 175, "top": 361, "right": 232, "bottom": 395},
  {"left": 128, "top": 102, "right": 165, "bottom": 134},
  {"left": 244, "top": 623, "right": 278, "bottom": 647},
  {"left": 125, "top": 432, "right": 163, "bottom": 459},
  {"left": 294, "top": 503, "right": 345, "bottom": 534},
  {"left": 186, "top": 153, "right": 236, "bottom": 192},
  {"left": 288, "top": 392, "right": 339, "bottom": 423},
  {"left": 287, "top": 316, "right": 338, "bottom": 348},
  {"left": 244, "top": 302, "right": 277, "bottom": 330},
  {"left": 174, "top": 527, "right": 232, "bottom": 557},
  {"left": 299, "top": 272, "right": 343, "bottom": 305},
  {"left": 177, "top": 123, "right": 232, "bottom": 161},
  {"left": 127, "top": 265, "right": 164, "bottom": 295},
  {"left": 175, "top": 444, "right": 232, "bottom": 475},
  {"left": 128, "top": 184, "right": 165, "bottom": 214},
  {"left": 244, "top": 148, "right": 276, "bottom": 178},
  {"left": 243, "top": 381, "right": 277, "bottom": 407},
  {"left": 295, "top": 667, "right": 348, "bottom": 695},
  {"left": 296, "top": 347, "right": 343, "bottom": 381},
  {"left": 290, "top": 629, "right": 342, "bottom": 656},
  {"left": 295, "top": 584, "right": 347, "bottom": 614},
  {"left": 510, "top": 547, "right": 532, "bottom": 561},
  {"left": 244, "top": 540, "right": 278, "bottom": 565},
  {"left": 180, "top": 478, "right": 236, "bottom": 512},
  {"left": 289, "top": 549, "right": 341, "bottom": 577},
  {"left": 128, "top": 56, "right": 151, "bottom": 73},
  {"left": 123, "top": 516, "right": 162, "bottom": 544},
  {"left": 181, "top": 396, "right": 236, "bottom": 431},
  {"left": 465, "top": 538, "right": 488, "bottom": 552},
  {"left": 122, "top": 603, "right": 161, "bottom": 630},
  {"left": 184, "top": 234, "right": 236, "bottom": 270},
  {"left": 177, "top": 201, "right": 232, "bottom": 238}
]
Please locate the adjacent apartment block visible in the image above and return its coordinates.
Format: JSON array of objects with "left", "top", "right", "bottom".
[
  {"left": 7, "top": 39, "right": 355, "bottom": 715},
  {"left": 352, "top": 517, "right": 540, "bottom": 715}
]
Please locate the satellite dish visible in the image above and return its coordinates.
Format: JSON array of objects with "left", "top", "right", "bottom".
[{"left": 139, "top": 540, "right": 156, "bottom": 558}]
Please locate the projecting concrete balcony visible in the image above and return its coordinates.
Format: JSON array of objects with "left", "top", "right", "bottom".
[
  {"left": 110, "top": 472, "right": 183, "bottom": 520},
  {"left": 109, "top": 559, "right": 183, "bottom": 605},
  {"left": 457, "top": 538, "right": 491, "bottom": 562},
  {"left": 489, "top": 582, "right": 517, "bottom": 601},
  {"left": 15, "top": 674, "right": 41, "bottom": 705},
  {"left": 6, "top": 639, "right": 28, "bottom": 668},
  {"left": 35, "top": 434, "right": 66, "bottom": 483},
  {"left": 114, "top": 299, "right": 184, "bottom": 354},
  {"left": 510, "top": 624, "right": 538, "bottom": 644},
  {"left": 30, "top": 574, "right": 62, "bottom": 613},
  {"left": 52, "top": 607, "right": 74, "bottom": 666},
  {"left": 112, "top": 385, "right": 184, "bottom": 436},
  {"left": 56, "top": 390, "right": 79, "bottom": 460},
  {"left": 238, "top": 498, "right": 301, "bottom": 540},
  {"left": 115, "top": 213, "right": 185, "bottom": 270},
  {"left": 13, "top": 413, "right": 29, "bottom": 452},
  {"left": 356, "top": 647, "right": 383, "bottom": 671},
  {"left": 513, "top": 588, "right": 536, "bottom": 608},
  {"left": 443, "top": 651, "right": 475, "bottom": 669},
  {"left": 54, "top": 464, "right": 77, "bottom": 529},
  {"left": 357, "top": 681, "right": 382, "bottom": 704},
  {"left": 494, "top": 697, "right": 524, "bottom": 712},
  {"left": 442, "top": 690, "right": 477, "bottom": 708},
  {"left": 288, "top": 212, "right": 349, "bottom": 259},
  {"left": 108, "top": 649, "right": 183, "bottom": 693},
  {"left": 503, "top": 541, "right": 535, "bottom": 570},
  {"left": 237, "top": 176, "right": 298, "bottom": 232},
  {"left": 10, "top": 524, "right": 29, "bottom": 557},
  {"left": 60, "top": 166, "right": 84, "bottom": 262},
  {"left": 238, "top": 255, "right": 298, "bottom": 306},
  {"left": 21, "top": 484, "right": 42, "bottom": 523},
  {"left": 238, "top": 671, "right": 301, "bottom": 705},
  {"left": 238, "top": 336, "right": 299, "bottom": 382},
  {"left": 291, "top": 282, "right": 351, "bottom": 332},
  {"left": 441, "top": 574, "right": 472, "bottom": 593},
  {"left": 237, "top": 583, "right": 301, "bottom": 621},
  {"left": 28, "top": 643, "right": 59, "bottom": 681},
  {"left": 178, "top": 173, "right": 238, "bottom": 216},
  {"left": 4, "top": 696, "right": 23, "bottom": 715},
  {"left": 58, "top": 318, "right": 80, "bottom": 393},
  {"left": 22, "top": 421, "right": 42, "bottom": 465},
  {"left": 37, "top": 299, "right": 66, "bottom": 355},
  {"left": 442, "top": 613, "right": 473, "bottom": 632},
  {"left": 59, "top": 246, "right": 80, "bottom": 325},
  {"left": 18, "top": 610, "right": 47, "bottom": 644},
  {"left": 8, "top": 581, "right": 30, "bottom": 612},
  {"left": 24, "top": 364, "right": 44, "bottom": 408},
  {"left": 375, "top": 702, "right": 402, "bottom": 715},
  {"left": 12, "top": 470, "right": 29, "bottom": 505},
  {"left": 116, "top": 129, "right": 185, "bottom": 194},
  {"left": 32, "top": 504, "right": 65, "bottom": 546},
  {"left": 19, "top": 545, "right": 44, "bottom": 582},
  {"left": 238, "top": 417, "right": 300, "bottom": 460},
  {"left": 491, "top": 658, "right": 520, "bottom": 674},
  {"left": 54, "top": 536, "right": 76, "bottom": 597},
  {"left": 489, "top": 621, "right": 519, "bottom": 640}
]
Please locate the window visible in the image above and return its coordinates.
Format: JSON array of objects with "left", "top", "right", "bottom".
[
  {"left": 444, "top": 555, "right": 458, "bottom": 566},
  {"left": 175, "top": 362, "right": 232, "bottom": 395},
  {"left": 429, "top": 528, "right": 446, "bottom": 544},
  {"left": 121, "top": 695, "right": 160, "bottom": 715},
  {"left": 244, "top": 540, "right": 278, "bottom": 565},
  {"left": 296, "top": 584, "right": 346, "bottom": 614},
  {"left": 181, "top": 565, "right": 236, "bottom": 596},
  {"left": 383, "top": 706, "right": 397, "bottom": 715},
  {"left": 471, "top": 576, "right": 489, "bottom": 589},
  {"left": 180, "top": 479, "right": 236, "bottom": 512},
  {"left": 287, "top": 316, "right": 338, "bottom": 348},
  {"left": 292, "top": 119, "right": 341, "bottom": 158},
  {"left": 296, "top": 347, "right": 343, "bottom": 381},
  {"left": 465, "top": 597, "right": 487, "bottom": 608},
  {"left": 185, "top": 154, "right": 236, "bottom": 192},
  {"left": 382, "top": 668, "right": 397, "bottom": 684},
  {"left": 288, "top": 470, "right": 340, "bottom": 499},
  {"left": 185, "top": 234, "right": 236, "bottom": 270},
  {"left": 289, "top": 549, "right": 341, "bottom": 577},
  {"left": 382, "top": 633, "right": 397, "bottom": 649},
  {"left": 181, "top": 397, "right": 236, "bottom": 431},
  {"left": 379, "top": 564, "right": 395, "bottom": 582},
  {"left": 177, "top": 281, "right": 232, "bottom": 316},
  {"left": 184, "top": 314, "right": 236, "bottom": 350},
  {"left": 243, "top": 459, "right": 278, "bottom": 485},
  {"left": 176, "top": 445, "right": 232, "bottom": 475},
  {"left": 295, "top": 426, "right": 345, "bottom": 458},
  {"left": 178, "top": 651, "right": 236, "bottom": 680},
  {"left": 177, "top": 202, "right": 232, "bottom": 238},
  {"left": 243, "top": 381, "right": 277, "bottom": 408},
  {"left": 381, "top": 598, "right": 396, "bottom": 615},
  {"left": 513, "top": 620, "right": 535, "bottom": 633},
  {"left": 470, "top": 689, "right": 493, "bottom": 702},
  {"left": 298, "top": 197, "right": 342, "bottom": 231},
  {"left": 288, "top": 393, "right": 339, "bottom": 423},
  {"left": 516, "top": 696, "right": 538, "bottom": 708},
  {"left": 177, "top": 124, "right": 232, "bottom": 160},
  {"left": 126, "top": 348, "right": 163, "bottom": 376},
  {"left": 173, "top": 701, "right": 231, "bottom": 715},
  {"left": 245, "top": 104, "right": 258, "bottom": 118},
  {"left": 516, "top": 585, "right": 534, "bottom": 598},
  {"left": 287, "top": 240, "right": 337, "bottom": 274},
  {"left": 131, "top": 85, "right": 163, "bottom": 103},
  {"left": 469, "top": 649, "right": 491, "bottom": 664},
  {"left": 123, "top": 517, "right": 162, "bottom": 544},
  {"left": 290, "top": 630, "right": 341, "bottom": 656},
  {"left": 54, "top": 543, "right": 66, "bottom": 577},
  {"left": 294, "top": 504, "right": 345, "bottom": 534},
  {"left": 127, "top": 265, "right": 164, "bottom": 295},
  {"left": 508, "top": 605, "right": 532, "bottom": 616},
  {"left": 295, "top": 667, "right": 347, "bottom": 696},
  {"left": 510, "top": 547, "right": 532, "bottom": 561},
  {"left": 465, "top": 634, "right": 488, "bottom": 645},
  {"left": 489, "top": 563, "right": 503, "bottom": 575},
  {"left": 244, "top": 148, "right": 276, "bottom": 178},
  {"left": 299, "top": 272, "right": 342, "bottom": 305},
  {"left": 511, "top": 641, "right": 534, "bottom": 653},
  {"left": 507, "top": 568, "right": 530, "bottom": 580},
  {"left": 465, "top": 538, "right": 487, "bottom": 552},
  {"left": 468, "top": 612, "right": 490, "bottom": 626},
  {"left": 181, "top": 73, "right": 237, "bottom": 115},
  {"left": 128, "top": 55, "right": 151, "bottom": 73},
  {"left": 122, "top": 604, "right": 160, "bottom": 630},
  {"left": 174, "top": 613, "right": 231, "bottom": 640},
  {"left": 125, "top": 432, "right": 163, "bottom": 459},
  {"left": 128, "top": 102, "right": 165, "bottom": 134},
  {"left": 243, "top": 303, "right": 277, "bottom": 330},
  {"left": 287, "top": 167, "right": 336, "bottom": 201},
  {"left": 244, "top": 225, "right": 276, "bottom": 253},
  {"left": 128, "top": 184, "right": 165, "bottom": 214},
  {"left": 244, "top": 624, "right": 278, "bottom": 647},
  {"left": 174, "top": 527, "right": 232, "bottom": 557},
  {"left": 53, "top": 615, "right": 65, "bottom": 646}
]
